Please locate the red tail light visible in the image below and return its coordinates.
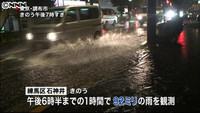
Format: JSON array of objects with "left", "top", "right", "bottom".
[{"left": 102, "top": 29, "right": 106, "bottom": 34}]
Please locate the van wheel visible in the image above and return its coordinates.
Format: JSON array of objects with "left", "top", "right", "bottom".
[{"left": 94, "top": 31, "right": 102, "bottom": 40}]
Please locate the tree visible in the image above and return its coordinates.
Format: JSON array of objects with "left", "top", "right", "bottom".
[
  {"left": 111, "top": 0, "right": 129, "bottom": 6},
  {"left": 111, "top": 0, "right": 146, "bottom": 14},
  {"left": 132, "top": 0, "right": 146, "bottom": 9},
  {"left": 171, "top": 0, "right": 186, "bottom": 10},
  {"left": 111, "top": 0, "right": 129, "bottom": 16},
  {"left": 111, "top": 0, "right": 134, "bottom": 22},
  {"left": 111, "top": 0, "right": 146, "bottom": 22}
]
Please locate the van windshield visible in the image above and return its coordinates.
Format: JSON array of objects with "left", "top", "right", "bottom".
[{"left": 33, "top": 9, "right": 65, "bottom": 25}]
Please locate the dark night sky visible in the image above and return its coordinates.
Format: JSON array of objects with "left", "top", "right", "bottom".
[{"left": 99, "top": 0, "right": 118, "bottom": 12}]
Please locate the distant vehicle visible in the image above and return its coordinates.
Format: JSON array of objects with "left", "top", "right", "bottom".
[
  {"left": 197, "top": 13, "right": 200, "bottom": 22},
  {"left": 25, "top": 6, "right": 102, "bottom": 49},
  {"left": 101, "top": 8, "right": 118, "bottom": 28},
  {"left": 116, "top": 12, "right": 129, "bottom": 19},
  {"left": 136, "top": 7, "right": 164, "bottom": 25},
  {"left": 136, "top": 7, "right": 147, "bottom": 26},
  {"left": 187, "top": 11, "right": 199, "bottom": 20},
  {"left": 187, "top": 5, "right": 200, "bottom": 20},
  {"left": 116, "top": 12, "right": 129, "bottom": 24}
]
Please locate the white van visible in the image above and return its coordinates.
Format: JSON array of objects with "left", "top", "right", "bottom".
[
  {"left": 25, "top": 6, "right": 102, "bottom": 47},
  {"left": 101, "top": 8, "right": 118, "bottom": 28}
]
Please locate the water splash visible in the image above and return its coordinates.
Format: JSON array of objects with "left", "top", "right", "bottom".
[{"left": 26, "top": 31, "right": 146, "bottom": 67}]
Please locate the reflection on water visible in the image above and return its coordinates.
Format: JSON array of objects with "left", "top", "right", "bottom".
[
  {"left": 177, "top": 31, "right": 187, "bottom": 58},
  {"left": 183, "top": 27, "right": 200, "bottom": 62}
]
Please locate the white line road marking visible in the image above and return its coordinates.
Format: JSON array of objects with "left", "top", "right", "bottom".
[
  {"left": 0, "top": 49, "right": 27, "bottom": 62},
  {"left": 0, "top": 49, "right": 27, "bottom": 57}
]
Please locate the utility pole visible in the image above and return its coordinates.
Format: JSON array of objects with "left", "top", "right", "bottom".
[
  {"left": 128, "top": 0, "right": 133, "bottom": 20},
  {"left": 147, "top": 0, "right": 157, "bottom": 44}
]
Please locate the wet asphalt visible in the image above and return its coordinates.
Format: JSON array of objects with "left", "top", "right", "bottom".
[{"left": 0, "top": 24, "right": 200, "bottom": 112}]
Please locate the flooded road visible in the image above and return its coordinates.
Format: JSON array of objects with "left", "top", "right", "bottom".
[
  {"left": 1, "top": 26, "right": 200, "bottom": 112},
  {"left": 1, "top": 28, "right": 146, "bottom": 112}
]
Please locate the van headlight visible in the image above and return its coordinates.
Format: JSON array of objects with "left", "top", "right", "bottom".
[
  {"left": 137, "top": 15, "right": 143, "bottom": 20},
  {"left": 47, "top": 32, "right": 57, "bottom": 41},
  {"left": 26, "top": 33, "right": 33, "bottom": 40}
]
